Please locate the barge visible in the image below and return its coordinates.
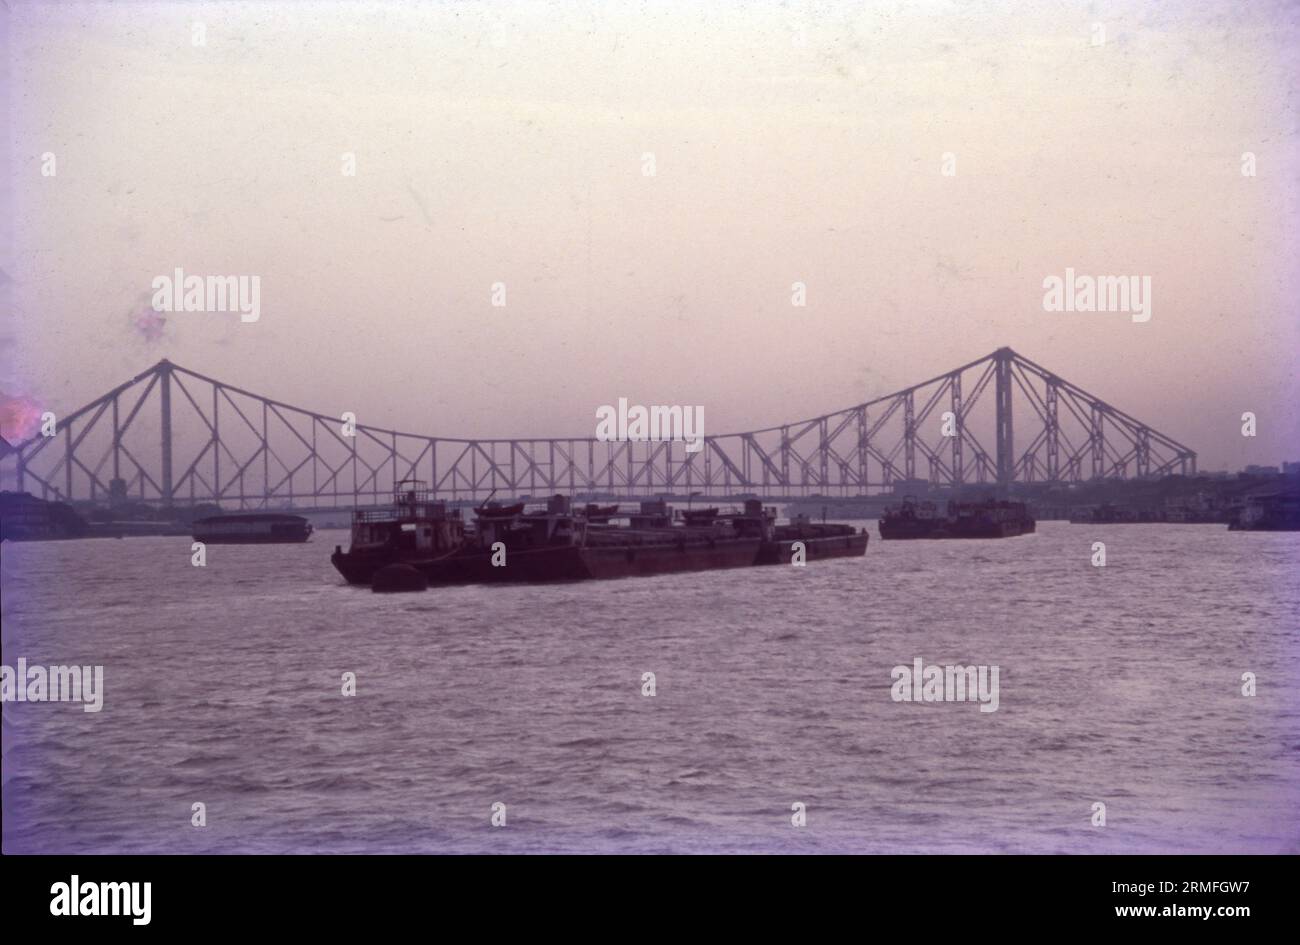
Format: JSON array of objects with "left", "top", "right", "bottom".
[
  {"left": 878, "top": 497, "right": 1035, "bottom": 540},
  {"left": 330, "top": 482, "right": 867, "bottom": 586},
  {"left": 675, "top": 503, "right": 867, "bottom": 566},
  {"left": 754, "top": 514, "right": 869, "bottom": 564},
  {"left": 1069, "top": 504, "right": 1170, "bottom": 524},
  {"left": 192, "top": 513, "right": 313, "bottom": 544}
]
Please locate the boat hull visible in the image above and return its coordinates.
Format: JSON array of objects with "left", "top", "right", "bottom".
[
  {"left": 192, "top": 514, "right": 313, "bottom": 544},
  {"left": 879, "top": 520, "right": 1035, "bottom": 540},
  {"left": 195, "top": 532, "right": 312, "bottom": 544},
  {"left": 755, "top": 531, "right": 868, "bottom": 564},
  {"left": 580, "top": 538, "right": 761, "bottom": 580},
  {"left": 332, "top": 537, "right": 764, "bottom": 586}
]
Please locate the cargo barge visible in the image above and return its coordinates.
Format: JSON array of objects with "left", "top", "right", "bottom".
[
  {"left": 878, "top": 497, "right": 1035, "bottom": 540},
  {"left": 678, "top": 505, "right": 867, "bottom": 565},
  {"left": 754, "top": 515, "right": 870, "bottom": 564},
  {"left": 330, "top": 482, "right": 866, "bottom": 586},
  {"left": 192, "top": 513, "right": 313, "bottom": 544}
]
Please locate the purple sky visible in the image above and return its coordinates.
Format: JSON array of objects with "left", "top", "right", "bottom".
[{"left": 2, "top": 0, "right": 1297, "bottom": 472}]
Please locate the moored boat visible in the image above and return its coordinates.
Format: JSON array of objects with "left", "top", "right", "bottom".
[
  {"left": 1068, "top": 504, "right": 1166, "bottom": 524},
  {"left": 474, "top": 501, "right": 526, "bottom": 518},
  {"left": 1228, "top": 492, "right": 1300, "bottom": 531},
  {"left": 192, "top": 513, "right": 313, "bottom": 544},
  {"left": 879, "top": 496, "right": 1034, "bottom": 540},
  {"left": 753, "top": 512, "right": 869, "bottom": 564},
  {"left": 330, "top": 485, "right": 866, "bottom": 586},
  {"left": 332, "top": 486, "right": 762, "bottom": 585}
]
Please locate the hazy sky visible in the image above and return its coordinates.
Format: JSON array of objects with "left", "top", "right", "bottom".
[{"left": 2, "top": 0, "right": 1297, "bottom": 471}]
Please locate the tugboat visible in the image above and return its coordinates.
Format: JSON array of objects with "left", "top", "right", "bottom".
[
  {"left": 329, "top": 480, "right": 467, "bottom": 584},
  {"left": 878, "top": 496, "right": 1035, "bottom": 540}
]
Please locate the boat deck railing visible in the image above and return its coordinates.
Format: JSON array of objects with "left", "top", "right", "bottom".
[{"left": 354, "top": 504, "right": 455, "bottom": 523}]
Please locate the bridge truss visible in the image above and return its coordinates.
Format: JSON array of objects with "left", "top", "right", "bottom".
[{"left": 0, "top": 348, "right": 1195, "bottom": 509}]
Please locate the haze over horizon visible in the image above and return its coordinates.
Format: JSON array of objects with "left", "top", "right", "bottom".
[{"left": 2, "top": 0, "right": 1297, "bottom": 472}]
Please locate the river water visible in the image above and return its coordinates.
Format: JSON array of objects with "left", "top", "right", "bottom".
[{"left": 2, "top": 522, "right": 1297, "bottom": 854}]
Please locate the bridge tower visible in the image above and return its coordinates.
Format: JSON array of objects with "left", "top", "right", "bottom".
[
  {"left": 159, "top": 359, "right": 174, "bottom": 507},
  {"left": 994, "top": 347, "right": 1014, "bottom": 487}
]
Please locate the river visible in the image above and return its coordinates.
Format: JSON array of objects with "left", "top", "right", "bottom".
[{"left": 2, "top": 522, "right": 1297, "bottom": 853}]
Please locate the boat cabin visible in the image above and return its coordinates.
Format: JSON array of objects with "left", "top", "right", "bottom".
[{"left": 349, "top": 480, "right": 464, "bottom": 555}]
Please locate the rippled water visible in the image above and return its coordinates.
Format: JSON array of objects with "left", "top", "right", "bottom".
[{"left": 2, "top": 522, "right": 1297, "bottom": 854}]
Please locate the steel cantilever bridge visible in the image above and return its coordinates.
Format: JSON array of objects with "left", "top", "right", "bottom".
[{"left": 1, "top": 348, "right": 1196, "bottom": 510}]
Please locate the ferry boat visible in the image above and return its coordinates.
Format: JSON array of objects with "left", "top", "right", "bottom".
[
  {"left": 878, "top": 497, "right": 1035, "bottom": 540},
  {"left": 330, "top": 483, "right": 866, "bottom": 586},
  {"left": 191, "top": 513, "right": 313, "bottom": 544}
]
